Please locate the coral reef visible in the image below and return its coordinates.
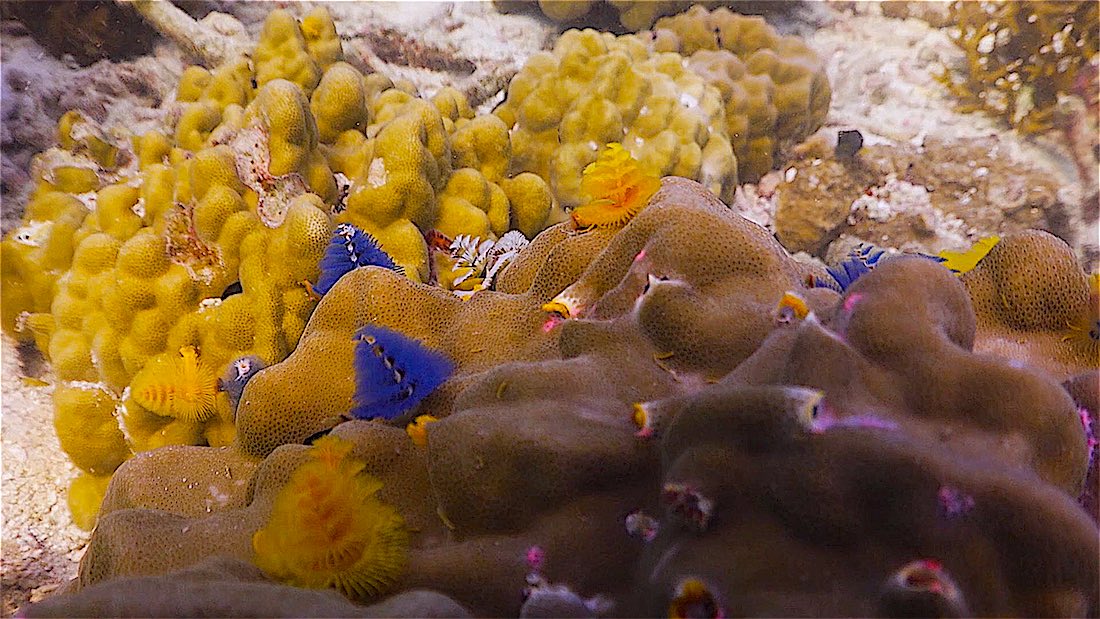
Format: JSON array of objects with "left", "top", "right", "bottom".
[
  {"left": 649, "top": 5, "right": 832, "bottom": 182},
  {"left": 495, "top": 0, "right": 803, "bottom": 33},
  {"left": 5, "top": 2, "right": 1099, "bottom": 617},
  {"left": 630, "top": 381, "right": 1097, "bottom": 616},
  {"left": 21, "top": 557, "right": 471, "bottom": 618},
  {"left": 22, "top": 178, "right": 1097, "bottom": 617},
  {"left": 495, "top": 28, "right": 738, "bottom": 209},
  {"left": 0, "top": 1, "right": 156, "bottom": 66},
  {"left": 769, "top": 134, "right": 1069, "bottom": 257},
  {"left": 0, "top": 6, "right": 558, "bottom": 532},
  {"left": 493, "top": 0, "right": 698, "bottom": 31},
  {"left": 962, "top": 230, "right": 1099, "bottom": 380},
  {"left": 789, "top": 5, "right": 1098, "bottom": 273},
  {"left": 0, "top": 18, "right": 178, "bottom": 230}
]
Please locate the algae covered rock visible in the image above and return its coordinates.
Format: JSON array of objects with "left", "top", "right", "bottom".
[{"left": 938, "top": 0, "right": 1098, "bottom": 135}]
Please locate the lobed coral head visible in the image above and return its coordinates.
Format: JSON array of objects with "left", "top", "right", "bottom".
[
  {"left": 571, "top": 143, "right": 661, "bottom": 229},
  {"left": 252, "top": 435, "right": 409, "bottom": 600},
  {"left": 352, "top": 325, "right": 454, "bottom": 421}
]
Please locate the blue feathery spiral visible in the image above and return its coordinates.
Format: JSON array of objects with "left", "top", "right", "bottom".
[
  {"left": 351, "top": 325, "right": 453, "bottom": 421},
  {"left": 815, "top": 244, "right": 887, "bottom": 292},
  {"left": 815, "top": 244, "right": 947, "bottom": 292},
  {"left": 314, "top": 223, "right": 401, "bottom": 297}
]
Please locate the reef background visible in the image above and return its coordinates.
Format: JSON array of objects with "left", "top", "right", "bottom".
[{"left": 0, "top": 1, "right": 1095, "bottom": 615}]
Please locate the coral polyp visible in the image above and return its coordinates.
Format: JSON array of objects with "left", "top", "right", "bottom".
[{"left": 310, "top": 223, "right": 401, "bottom": 298}]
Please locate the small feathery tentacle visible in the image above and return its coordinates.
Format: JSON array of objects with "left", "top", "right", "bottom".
[
  {"left": 571, "top": 142, "right": 661, "bottom": 228},
  {"left": 814, "top": 244, "right": 943, "bottom": 291},
  {"left": 131, "top": 345, "right": 220, "bottom": 422},
  {"left": 817, "top": 243, "right": 889, "bottom": 292},
  {"left": 312, "top": 223, "right": 402, "bottom": 297},
  {"left": 251, "top": 435, "right": 408, "bottom": 600},
  {"left": 937, "top": 236, "right": 1000, "bottom": 274},
  {"left": 219, "top": 355, "right": 266, "bottom": 418},
  {"left": 352, "top": 325, "right": 453, "bottom": 421}
]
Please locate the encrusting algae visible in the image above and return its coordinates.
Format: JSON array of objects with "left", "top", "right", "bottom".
[
  {"left": 251, "top": 435, "right": 409, "bottom": 600},
  {"left": 938, "top": 0, "right": 1098, "bottom": 134}
]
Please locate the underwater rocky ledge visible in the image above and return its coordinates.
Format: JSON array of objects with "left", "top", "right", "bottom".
[{"left": 1, "top": 1, "right": 1097, "bottom": 617}]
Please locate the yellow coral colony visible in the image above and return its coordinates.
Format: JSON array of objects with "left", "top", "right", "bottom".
[
  {"left": 252, "top": 435, "right": 409, "bottom": 599},
  {"left": 0, "top": 5, "right": 567, "bottom": 528},
  {"left": 571, "top": 143, "right": 661, "bottom": 228},
  {"left": 129, "top": 346, "right": 219, "bottom": 422}
]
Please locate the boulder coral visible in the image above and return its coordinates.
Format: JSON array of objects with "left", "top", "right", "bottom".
[
  {"left": 0, "top": 6, "right": 558, "bottom": 530},
  {"left": 24, "top": 178, "right": 1097, "bottom": 617},
  {"left": 961, "top": 230, "right": 1099, "bottom": 380},
  {"left": 495, "top": 6, "right": 830, "bottom": 210},
  {"left": 650, "top": 5, "right": 832, "bottom": 181},
  {"left": 496, "top": 28, "right": 739, "bottom": 209}
]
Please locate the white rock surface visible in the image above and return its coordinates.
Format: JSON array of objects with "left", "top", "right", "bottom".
[{"left": 1, "top": 335, "right": 87, "bottom": 616}]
